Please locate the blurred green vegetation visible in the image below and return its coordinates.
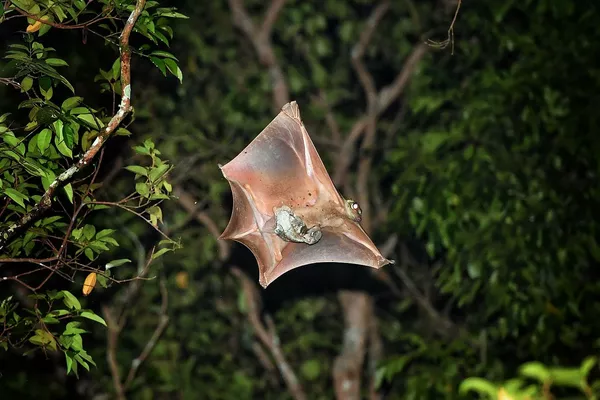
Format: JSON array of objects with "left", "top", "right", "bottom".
[{"left": 1, "top": 0, "right": 600, "bottom": 399}]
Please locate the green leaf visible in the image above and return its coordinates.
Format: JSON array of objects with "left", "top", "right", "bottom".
[
  {"left": 116, "top": 127, "right": 132, "bottom": 136},
  {"left": 37, "top": 128, "right": 52, "bottom": 153},
  {"left": 159, "top": 10, "right": 188, "bottom": 18},
  {"left": 152, "top": 247, "right": 171, "bottom": 259},
  {"left": 45, "top": 58, "right": 69, "bottom": 67},
  {"left": 148, "top": 163, "right": 169, "bottom": 182},
  {"left": 163, "top": 58, "right": 183, "bottom": 83},
  {"left": 63, "top": 183, "right": 73, "bottom": 204},
  {"left": 80, "top": 311, "right": 106, "bottom": 326},
  {"left": 96, "top": 229, "right": 115, "bottom": 239},
  {"left": 42, "top": 315, "right": 60, "bottom": 324},
  {"left": 133, "top": 145, "right": 151, "bottom": 155},
  {"left": 111, "top": 57, "right": 121, "bottom": 80},
  {"left": 519, "top": 361, "right": 551, "bottom": 383},
  {"left": 84, "top": 248, "right": 94, "bottom": 261},
  {"left": 106, "top": 259, "right": 131, "bottom": 269},
  {"left": 49, "top": 309, "right": 70, "bottom": 316},
  {"left": 41, "top": 170, "right": 56, "bottom": 191},
  {"left": 76, "top": 355, "right": 90, "bottom": 371},
  {"left": 29, "top": 329, "right": 57, "bottom": 350},
  {"left": 150, "top": 56, "right": 167, "bottom": 76},
  {"left": 459, "top": 377, "right": 498, "bottom": 397},
  {"left": 61, "top": 96, "right": 83, "bottom": 111},
  {"left": 3, "top": 188, "right": 28, "bottom": 208},
  {"left": 83, "top": 224, "right": 96, "bottom": 240},
  {"left": 125, "top": 165, "right": 148, "bottom": 176},
  {"left": 147, "top": 205, "right": 163, "bottom": 225},
  {"left": 59, "top": 290, "right": 81, "bottom": 310},
  {"left": 63, "top": 124, "right": 75, "bottom": 148},
  {"left": 96, "top": 273, "right": 108, "bottom": 288},
  {"left": 548, "top": 367, "right": 583, "bottom": 388},
  {"left": 39, "top": 19, "right": 52, "bottom": 36},
  {"left": 21, "top": 76, "right": 33, "bottom": 92},
  {"left": 65, "top": 352, "right": 74, "bottom": 375},
  {"left": 136, "top": 182, "right": 150, "bottom": 197},
  {"left": 149, "top": 193, "right": 170, "bottom": 200},
  {"left": 54, "top": 119, "right": 72, "bottom": 158},
  {"left": 63, "top": 322, "right": 87, "bottom": 336},
  {"left": 580, "top": 356, "right": 597, "bottom": 378},
  {"left": 76, "top": 113, "right": 104, "bottom": 129},
  {"left": 55, "top": 133, "right": 73, "bottom": 158},
  {"left": 150, "top": 50, "right": 178, "bottom": 60}
]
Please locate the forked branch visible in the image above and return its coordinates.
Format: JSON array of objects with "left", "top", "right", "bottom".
[
  {"left": 228, "top": 0, "right": 289, "bottom": 108},
  {"left": 232, "top": 267, "right": 307, "bottom": 400}
]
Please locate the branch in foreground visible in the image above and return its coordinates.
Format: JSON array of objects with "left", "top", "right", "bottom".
[
  {"left": 228, "top": 0, "right": 289, "bottom": 109},
  {"left": 231, "top": 267, "right": 307, "bottom": 400},
  {"left": 0, "top": 0, "right": 147, "bottom": 252}
]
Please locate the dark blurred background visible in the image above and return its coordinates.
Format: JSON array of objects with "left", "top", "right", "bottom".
[{"left": 1, "top": 0, "right": 600, "bottom": 399}]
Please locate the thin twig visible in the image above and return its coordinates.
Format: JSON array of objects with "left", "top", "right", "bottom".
[
  {"left": 124, "top": 279, "right": 170, "bottom": 389},
  {"left": 173, "top": 186, "right": 231, "bottom": 261},
  {"left": 425, "top": 0, "right": 462, "bottom": 54},
  {"left": 395, "top": 243, "right": 481, "bottom": 347}
]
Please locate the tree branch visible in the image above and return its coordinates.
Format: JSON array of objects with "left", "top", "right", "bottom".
[
  {"left": 0, "top": 0, "right": 147, "bottom": 252},
  {"left": 232, "top": 267, "right": 307, "bottom": 400},
  {"left": 368, "top": 312, "right": 383, "bottom": 400},
  {"left": 103, "top": 305, "right": 126, "bottom": 400},
  {"left": 333, "top": 43, "right": 428, "bottom": 187},
  {"left": 351, "top": 1, "right": 390, "bottom": 106},
  {"left": 350, "top": 1, "right": 390, "bottom": 232},
  {"left": 333, "top": 291, "right": 372, "bottom": 400},
  {"left": 228, "top": 0, "right": 289, "bottom": 109}
]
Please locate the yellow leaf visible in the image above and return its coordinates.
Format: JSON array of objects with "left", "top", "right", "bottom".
[
  {"left": 175, "top": 271, "right": 189, "bottom": 289},
  {"left": 26, "top": 20, "right": 43, "bottom": 33},
  {"left": 497, "top": 388, "right": 514, "bottom": 400},
  {"left": 83, "top": 272, "right": 97, "bottom": 296}
]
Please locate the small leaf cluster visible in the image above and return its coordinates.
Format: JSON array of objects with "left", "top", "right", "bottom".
[
  {"left": 1, "top": 291, "right": 106, "bottom": 376},
  {"left": 460, "top": 357, "right": 599, "bottom": 399}
]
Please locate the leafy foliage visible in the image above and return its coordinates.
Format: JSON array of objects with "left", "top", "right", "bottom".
[
  {"left": 0, "top": 0, "right": 184, "bottom": 380},
  {"left": 1, "top": 0, "right": 600, "bottom": 399}
]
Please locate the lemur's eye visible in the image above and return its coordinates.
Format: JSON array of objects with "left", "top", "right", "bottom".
[{"left": 345, "top": 200, "right": 363, "bottom": 222}]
